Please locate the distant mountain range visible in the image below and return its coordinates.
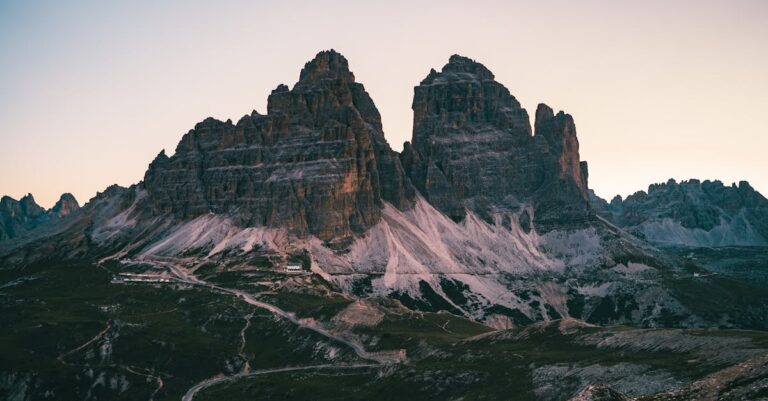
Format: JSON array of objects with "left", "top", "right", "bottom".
[
  {"left": 1, "top": 50, "right": 767, "bottom": 330},
  {"left": 0, "top": 193, "right": 79, "bottom": 241},
  {"left": 591, "top": 179, "right": 768, "bottom": 247}
]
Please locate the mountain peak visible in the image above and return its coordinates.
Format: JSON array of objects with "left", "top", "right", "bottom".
[
  {"left": 18, "top": 193, "right": 44, "bottom": 216},
  {"left": 535, "top": 103, "right": 555, "bottom": 127},
  {"left": 20, "top": 193, "right": 36, "bottom": 203},
  {"left": 408, "top": 55, "right": 590, "bottom": 227},
  {"left": 443, "top": 54, "right": 495, "bottom": 80},
  {"left": 51, "top": 193, "right": 80, "bottom": 217},
  {"left": 298, "top": 49, "right": 354, "bottom": 83},
  {"left": 143, "top": 49, "right": 413, "bottom": 240},
  {"left": 57, "top": 193, "right": 77, "bottom": 203},
  {"left": 738, "top": 180, "right": 754, "bottom": 191}
]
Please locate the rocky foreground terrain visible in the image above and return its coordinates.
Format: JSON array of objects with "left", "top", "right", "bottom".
[{"left": 1, "top": 50, "right": 767, "bottom": 400}]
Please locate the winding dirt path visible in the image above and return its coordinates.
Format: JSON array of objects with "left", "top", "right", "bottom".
[
  {"left": 181, "top": 363, "right": 378, "bottom": 401},
  {"left": 121, "top": 258, "right": 403, "bottom": 401},
  {"left": 124, "top": 366, "right": 164, "bottom": 401},
  {"left": 154, "top": 260, "right": 396, "bottom": 365},
  {"left": 238, "top": 312, "right": 254, "bottom": 374},
  {"left": 57, "top": 321, "right": 112, "bottom": 365}
]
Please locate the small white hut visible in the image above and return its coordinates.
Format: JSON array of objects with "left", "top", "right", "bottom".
[{"left": 285, "top": 263, "right": 303, "bottom": 273}]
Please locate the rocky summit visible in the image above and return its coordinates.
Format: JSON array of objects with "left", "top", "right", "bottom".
[
  {"left": 402, "top": 55, "right": 590, "bottom": 230},
  {"left": 142, "top": 52, "right": 595, "bottom": 246},
  {"left": 0, "top": 193, "right": 79, "bottom": 240},
  {"left": 143, "top": 50, "right": 414, "bottom": 242}
]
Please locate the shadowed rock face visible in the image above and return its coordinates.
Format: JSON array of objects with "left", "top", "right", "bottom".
[
  {"left": 143, "top": 50, "right": 414, "bottom": 241},
  {"left": 402, "top": 55, "right": 591, "bottom": 229},
  {"left": 0, "top": 194, "right": 46, "bottom": 240},
  {"left": 595, "top": 179, "right": 768, "bottom": 246},
  {"left": 0, "top": 193, "right": 80, "bottom": 240}
]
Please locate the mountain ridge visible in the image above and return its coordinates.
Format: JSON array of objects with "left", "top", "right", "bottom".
[
  {"left": 0, "top": 192, "right": 80, "bottom": 241},
  {"left": 591, "top": 178, "right": 768, "bottom": 247},
  {"left": 1, "top": 50, "right": 766, "bottom": 332}
]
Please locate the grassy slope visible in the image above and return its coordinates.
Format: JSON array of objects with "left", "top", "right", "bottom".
[
  {"left": 2, "top": 261, "right": 767, "bottom": 401},
  {"left": 0, "top": 263, "right": 357, "bottom": 400}
]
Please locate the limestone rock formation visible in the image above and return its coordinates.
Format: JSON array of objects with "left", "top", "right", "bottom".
[
  {"left": 51, "top": 193, "right": 80, "bottom": 218},
  {"left": 596, "top": 179, "right": 768, "bottom": 246},
  {"left": 0, "top": 193, "right": 80, "bottom": 240},
  {"left": 402, "top": 55, "right": 591, "bottom": 229},
  {"left": 143, "top": 50, "right": 414, "bottom": 242}
]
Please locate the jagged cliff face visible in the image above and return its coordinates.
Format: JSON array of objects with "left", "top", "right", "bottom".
[
  {"left": 401, "top": 55, "right": 590, "bottom": 229},
  {"left": 143, "top": 50, "right": 414, "bottom": 242},
  {"left": 596, "top": 179, "right": 768, "bottom": 246},
  {"left": 0, "top": 193, "right": 80, "bottom": 240},
  {"left": 3, "top": 53, "right": 592, "bottom": 245}
]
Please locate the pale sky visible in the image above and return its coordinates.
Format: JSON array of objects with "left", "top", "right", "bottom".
[{"left": 1, "top": 0, "right": 767, "bottom": 207}]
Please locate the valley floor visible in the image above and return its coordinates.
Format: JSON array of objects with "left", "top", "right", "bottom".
[{"left": 1, "top": 257, "right": 768, "bottom": 401}]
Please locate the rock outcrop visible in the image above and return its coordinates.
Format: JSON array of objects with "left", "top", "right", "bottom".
[
  {"left": 0, "top": 193, "right": 80, "bottom": 240},
  {"left": 401, "top": 55, "right": 591, "bottom": 229},
  {"left": 569, "top": 385, "right": 629, "bottom": 401},
  {"left": 595, "top": 179, "right": 768, "bottom": 246},
  {"left": 51, "top": 193, "right": 80, "bottom": 218},
  {"left": 143, "top": 50, "right": 414, "bottom": 242},
  {"left": 645, "top": 353, "right": 768, "bottom": 401}
]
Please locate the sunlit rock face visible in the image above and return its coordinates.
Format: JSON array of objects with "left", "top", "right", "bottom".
[
  {"left": 402, "top": 55, "right": 591, "bottom": 230},
  {"left": 142, "top": 52, "right": 593, "bottom": 240},
  {"left": 51, "top": 193, "right": 80, "bottom": 218},
  {"left": 143, "top": 50, "right": 414, "bottom": 241}
]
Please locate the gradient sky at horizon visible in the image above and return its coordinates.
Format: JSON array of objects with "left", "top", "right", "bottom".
[{"left": 1, "top": 0, "right": 767, "bottom": 208}]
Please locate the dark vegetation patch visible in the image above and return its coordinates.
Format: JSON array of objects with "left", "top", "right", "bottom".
[
  {"left": 587, "top": 294, "right": 639, "bottom": 324},
  {"left": 2, "top": 258, "right": 767, "bottom": 401},
  {"left": 262, "top": 291, "right": 352, "bottom": 320},
  {"left": 485, "top": 304, "right": 534, "bottom": 326},
  {"left": 390, "top": 281, "right": 462, "bottom": 316},
  {"left": 663, "top": 259, "right": 768, "bottom": 330},
  {"left": 566, "top": 290, "right": 586, "bottom": 318},
  {"left": 350, "top": 274, "right": 375, "bottom": 297},
  {"left": 438, "top": 277, "right": 470, "bottom": 306}
]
